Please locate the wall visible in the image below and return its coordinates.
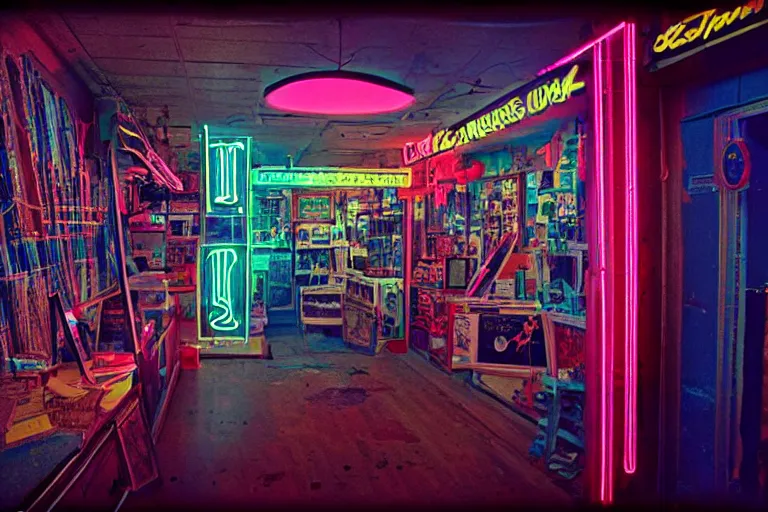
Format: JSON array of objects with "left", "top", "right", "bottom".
[{"left": 676, "top": 65, "right": 768, "bottom": 498}]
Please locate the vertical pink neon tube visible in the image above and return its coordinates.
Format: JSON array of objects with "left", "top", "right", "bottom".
[
  {"left": 623, "top": 22, "right": 639, "bottom": 475},
  {"left": 537, "top": 22, "right": 626, "bottom": 76},
  {"left": 593, "top": 39, "right": 615, "bottom": 503}
]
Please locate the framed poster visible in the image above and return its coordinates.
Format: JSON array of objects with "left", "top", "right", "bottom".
[
  {"left": 452, "top": 312, "right": 478, "bottom": 368},
  {"left": 294, "top": 193, "right": 334, "bottom": 222},
  {"left": 544, "top": 312, "right": 586, "bottom": 378},
  {"left": 342, "top": 301, "right": 376, "bottom": 354},
  {"left": 50, "top": 293, "right": 96, "bottom": 385},
  {"left": 476, "top": 312, "right": 549, "bottom": 374},
  {"left": 116, "top": 397, "right": 160, "bottom": 491}
]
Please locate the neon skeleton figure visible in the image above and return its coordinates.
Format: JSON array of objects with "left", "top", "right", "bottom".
[
  {"left": 210, "top": 141, "right": 245, "bottom": 206},
  {"left": 206, "top": 248, "right": 240, "bottom": 332}
]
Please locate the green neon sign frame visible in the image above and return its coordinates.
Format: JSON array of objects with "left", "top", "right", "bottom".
[
  {"left": 253, "top": 166, "right": 412, "bottom": 188},
  {"left": 203, "top": 126, "right": 251, "bottom": 215},
  {"left": 206, "top": 247, "right": 241, "bottom": 332},
  {"left": 198, "top": 125, "right": 253, "bottom": 343}
]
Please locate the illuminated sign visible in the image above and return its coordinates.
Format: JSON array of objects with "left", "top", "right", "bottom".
[
  {"left": 206, "top": 247, "right": 240, "bottom": 332},
  {"left": 254, "top": 167, "right": 412, "bottom": 188},
  {"left": 648, "top": 0, "right": 766, "bottom": 70},
  {"left": 402, "top": 134, "right": 434, "bottom": 167},
  {"left": 211, "top": 141, "right": 245, "bottom": 206},
  {"left": 199, "top": 244, "right": 248, "bottom": 339},
  {"left": 204, "top": 127, "right": 250, "bottom": 215},
  {"left": 402, "top": 64, "right": 586, "bottom": 165}
]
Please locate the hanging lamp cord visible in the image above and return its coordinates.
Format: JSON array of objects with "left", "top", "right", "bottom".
[{"left": 337, "top": 19, "right": 343, "bottom": 70}]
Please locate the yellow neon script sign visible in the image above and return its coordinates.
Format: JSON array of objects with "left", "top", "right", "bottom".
[
  {"left": 429, "top": 64, "right": 585, "bottom": 156},
  {"left": 255, "top": 167, "right": 412, "bottom": 188},
  {"left": 653, "top": 0, "right": 765, "bottom": 55}
]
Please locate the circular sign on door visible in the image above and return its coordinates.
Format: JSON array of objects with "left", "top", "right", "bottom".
[{"left": 719, "top": 139, "right": 751, "bottom": 191}]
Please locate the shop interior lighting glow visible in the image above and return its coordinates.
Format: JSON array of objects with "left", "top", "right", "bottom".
[{"left": 264, "top": 70, "right": 416, "bottom": 116}]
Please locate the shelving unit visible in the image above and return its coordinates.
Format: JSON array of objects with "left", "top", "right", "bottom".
[
  {"left": 250, "top": 189, "right": 293, "bottom": 312},
  {"left": 129, "top": 201, "right": 168, "bottom": 271},
  {"left": 531, "top": 374, "right": 585, "bottom": 480}
]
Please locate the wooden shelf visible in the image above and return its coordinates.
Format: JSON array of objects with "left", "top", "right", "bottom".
[{"left": 130, "top": 227, "right": 165, "bottom": 233}]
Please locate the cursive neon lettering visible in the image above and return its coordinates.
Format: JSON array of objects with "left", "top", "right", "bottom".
[
  {"left": 490, "top": 109, "right": 504, "bottom": 131},
  {"left": 652, "top": 0, "right": 764, "bottom": 55},
  {"left": 400, "top": 64, "right": 584, "bottom": 163},
  {"left": 457, "top": 126, "right": 469, "bottom": 145}
]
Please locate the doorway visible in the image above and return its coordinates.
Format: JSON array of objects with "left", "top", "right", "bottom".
[{"left": 740, "top": 110, "right": 768, "bottom": 502}]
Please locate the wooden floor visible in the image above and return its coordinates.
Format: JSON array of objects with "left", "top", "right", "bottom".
[{"left": 125, "top": 326, "right": 572, "bottom": 510}]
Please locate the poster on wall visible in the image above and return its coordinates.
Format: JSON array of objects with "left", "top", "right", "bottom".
[
  {"left": 343, "top": 302, "right": 376, "bottom": 353},
  {"left": 477, "top": 313, "right": 547, "bottom": 369},
  {"left": 296, "top": 194, "right": 333, "bottom": 222},
  {"left": 452, "top": 313, "right": 478, "bottom": 367},
  {"left": 116, "top": 398, "right": 160, "bottom": 491},
  {"left": 547, "top": 313, "right": 586, "bottom": 378},
  {"left": 268, "top": 253, "right": 292, "bottom": 309},
  {"left": 378, "top": 280, "right": 403, "bottom": 340}
]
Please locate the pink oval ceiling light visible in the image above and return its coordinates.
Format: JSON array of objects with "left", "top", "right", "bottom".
[{"left": 264, "top": 70, "right": 416, "bottom": 116}]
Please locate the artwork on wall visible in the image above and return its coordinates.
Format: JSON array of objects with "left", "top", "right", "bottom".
[
  {"left": 343, "top": 302, "right": 376, "bottom": 353},
  {"left": 476, "top": 313, "right": 548, "bottom": 370},
  {"left": 452, "top": 312, "right": 478, "bottom": 367},
  {"left": 543, "top": 313, "right": 586, "bottom": 381},
  {"left": 268, "top": 252, "right": 293, "bottom": 308},
  {"left": 295, "top": 193, "right": 333, "bottom": 222},
  {"left": 116, "top": 398, "right": 160, "bottom": 491}
]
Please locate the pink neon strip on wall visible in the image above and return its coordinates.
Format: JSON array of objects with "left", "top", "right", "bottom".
[
  {"left": 623, "top": 22, "right": 639, "bottom": 476},
  {"left": 399, "top": 22, "right": 638, "bottom": 502},
  {"left": 592, "top": 40, "right": 613, "bottom": 504},
  {"left": 537, "top": 22, "right": 626, "bottom": 76},
  {"left": 553, "top": 22, "right": 637, "bottom": 499}
]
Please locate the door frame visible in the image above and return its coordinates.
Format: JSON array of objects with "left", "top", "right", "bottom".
[{"left": 713, "top": 99, "right": 768, "bottom": 491}]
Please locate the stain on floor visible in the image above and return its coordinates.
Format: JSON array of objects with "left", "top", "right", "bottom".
[{"left": 306, "top": 387, "right": 370, "bottom": 407}]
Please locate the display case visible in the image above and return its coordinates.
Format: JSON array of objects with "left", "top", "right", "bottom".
[{"left": 300, "top": 286, "right": 343, "bottom": 327}]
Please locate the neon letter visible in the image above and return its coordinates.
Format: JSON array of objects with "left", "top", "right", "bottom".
[{"left": 206, "top": 248, "right": 240, "bottom": 332}]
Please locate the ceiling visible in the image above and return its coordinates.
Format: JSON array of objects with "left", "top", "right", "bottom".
[{"left": 31, "top": 12, "right": 593, "bottom": 167}]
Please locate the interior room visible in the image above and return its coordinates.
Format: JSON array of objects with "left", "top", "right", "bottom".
[{"left": 0, "top": 8, "right": 650, "bottom": 511}]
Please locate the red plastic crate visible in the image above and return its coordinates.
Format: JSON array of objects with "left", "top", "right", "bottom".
[{"left": 179, "top": 345, "right": 201, "bottom": 370}]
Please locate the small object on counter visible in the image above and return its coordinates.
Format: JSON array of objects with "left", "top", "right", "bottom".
[{"left": 5, "top": 413, "right": 55, "bottom": 446}]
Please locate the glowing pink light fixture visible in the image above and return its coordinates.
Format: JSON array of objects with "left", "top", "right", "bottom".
[{"left": 264, "top": 70, "right": 416, "bottom": 116}]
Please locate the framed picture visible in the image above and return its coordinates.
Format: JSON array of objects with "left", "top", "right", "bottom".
[
  {"left": 294, "top": 193, "right": 334, "bottom": 222},
  {"left": 342, "top": 301, "right": 377, "bottom": 354},
  {"left": 116, "top": 396, "right": 161, "bottom": 491},
  {"left": 473, "top": 311, "right": 551, "bottom": 376},
  {"left": 543, "top": 312, "right": 586, "bottom": 378},
  {"left": 50, "top": 293, "right": 96, "bottom": 385},
  {"left": 445, "top": 257, "right": 472, "bottom": 290}
]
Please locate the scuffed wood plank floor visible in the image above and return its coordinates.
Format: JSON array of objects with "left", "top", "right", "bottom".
[{"left": 124, "top": 328, "right": 572, "bottom": 509}]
